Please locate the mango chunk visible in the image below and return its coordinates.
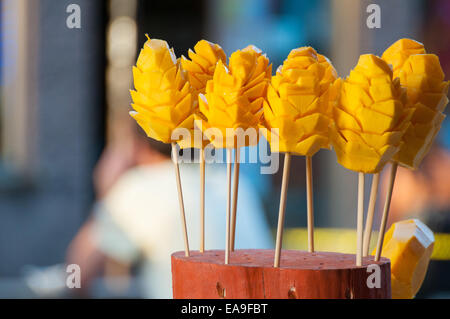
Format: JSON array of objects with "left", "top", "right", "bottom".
[
  {"left": 373, "top": 219, "right": 434, "bottom": 299},
  {"left": 369, "top": 83, "right": 396, "bottom": 102},
  {"left": 407, "top": 54, "right": 445, "bottom": 82},
  {"left": 370, "top": 99, "right": 403, "bottom": 118},
  {"left": 357, "top": 107, "right": 398, "bottom": 134},
  {"left": 361, "top": 130, "right": 403, "bottom": 150},
  {"left": 333, "top": 107, "right": 361, "bottom": 131},
  {"left": 355, "top": 54, "right": 393, "bottom": 78}
]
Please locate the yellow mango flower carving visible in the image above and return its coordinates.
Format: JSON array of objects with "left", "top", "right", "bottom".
[
  {"left": 382, "top": 39, "right": 449, "bottom": 169},
  {"left": 262, "top": 47, "right": 339, "bottom": 156},
  {"left": 178, "top": 40, "right": 227, "bottom": 149},
  {"left": 197, "top": 45, "right": 272, "bottom": 148},
  {"left": 330, "top": 54, "right": 413, "bottom": 173},
  {"left": 181, "top": 40, "right": 226, "bottom": 94},
  {"left": 129, "top": 37, "right": 195, "bottom": 144}
]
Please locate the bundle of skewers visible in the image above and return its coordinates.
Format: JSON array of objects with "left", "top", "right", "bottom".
[{"left": 130, "top": 36, "right": 448, "bottom": 299}]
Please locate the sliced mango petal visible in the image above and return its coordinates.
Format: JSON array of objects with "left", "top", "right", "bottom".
[
  {"left": 333, "top": 107, "right": 361, "bottom": 131},
  {"left": 357, "top": 107, "right": 398, "bottom": 134},
  {"left": 361, "top": 131, "right": 403, "bottom": 150}
]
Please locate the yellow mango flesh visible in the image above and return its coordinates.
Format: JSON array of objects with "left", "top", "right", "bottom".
[
  {"left": 199, "top": 46, "right": 271, "bottom": 148},
  {"left": 373, "top": 219, "right": 434, "bottom": 299},
  {"left": 176, "top": 39, "right": 228, "bottom": 149},
  {"left": 381, "top": 38, "right": 426, "bottom": 78},
  {"left": 330, "top": 124, "right": 396, "bottom": 172},
  {"left": 382, "top": 43, "right": 449, "bottom": 169},
  {"left": 130, "top": 37, "right": 196, "bottom": 144},
  {"left": 262, "top": 47, "right": 338, "bottom": 156},
  {"left": 330, "top": 54, "right": 408, "bottom": 173}
]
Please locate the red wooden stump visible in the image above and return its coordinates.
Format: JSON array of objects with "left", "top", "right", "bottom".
[{"left": 172, "top": 249, "right": 391, "bottom": 299}]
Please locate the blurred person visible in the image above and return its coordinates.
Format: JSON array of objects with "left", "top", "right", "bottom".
[{"left": 66, "top": 129, "right": 273, "bottom": 298}]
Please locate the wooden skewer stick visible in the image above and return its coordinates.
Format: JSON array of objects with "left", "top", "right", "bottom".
[
  {"left": 200, "top": 147, "right": 205, "bottom": 253},
  {"left": 171, "top": 143, "right": 190, "bottom": 257},
  {"left": 362, "top": 172, "right": 380, "bottom": 257},
  {"left": 225, "top": 148, "right": 232, "bottom": 264},
  {"left": 375, "top": 163, "right": 398, "bottom": 261},
  {"left": 274, "top": 153, "right": 292, "bottom": 268},
  {"left": 230, "top": 148, "right": 240, "bottom": 252},
  {"left": 356, "top": 172, "right": 365, "bottom": 266},
  {"left": 305, "top": 156, "right": 314, "bottom": 253}
]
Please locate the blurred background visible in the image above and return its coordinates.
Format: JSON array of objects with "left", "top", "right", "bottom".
[{"left": 0, "top": 0, "right": 449, "bottom": 298}]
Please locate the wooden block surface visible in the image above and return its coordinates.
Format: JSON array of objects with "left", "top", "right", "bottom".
[{"left": 172, "top": 249, "right": 391, "bottom": 299}]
